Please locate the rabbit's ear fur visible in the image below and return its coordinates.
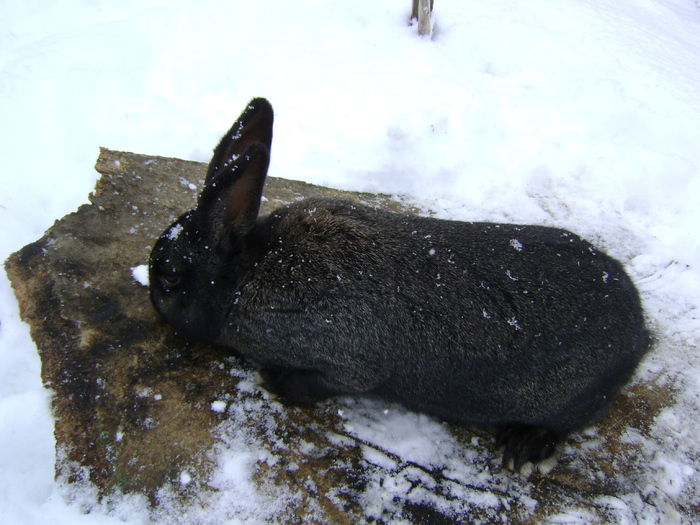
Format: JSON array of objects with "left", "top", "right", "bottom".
[
  {"left": 205, "top": 98, "right": 273, "bottom": 186},
  {"left": 199, "top": 142, "right": 270, "bottom": 251}
]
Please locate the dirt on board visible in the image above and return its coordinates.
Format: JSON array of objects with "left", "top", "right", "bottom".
[{"left": 5, "top": 148, "right": 690, "bottom": 523}]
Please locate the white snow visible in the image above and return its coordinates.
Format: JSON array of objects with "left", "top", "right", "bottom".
[
  {"left": 1, "top": 0, "right": 700, "bottom": 523},
  {"left": 178, "top": 471, "right": 191, "bottom": 486},
  {"left": 210, "top": 400, "right": 227, "bottom": 413},
  {"left": 165, "top": 222, "right": 184, "bottom": 241},
  {"left": 131, "top": 265, "right": 149, "bottom": 286}
]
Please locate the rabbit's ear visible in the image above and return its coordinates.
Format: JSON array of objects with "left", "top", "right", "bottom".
[
  {"left": 205, "top": 98, "right": 273, "bottom": 185},
  {"left": 201, "top": 142, "right": 270, "bottom": 249}
]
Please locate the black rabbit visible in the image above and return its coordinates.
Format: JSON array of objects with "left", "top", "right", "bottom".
[{"left": 149, "top": 98, "right": 651, "bottom": 473}]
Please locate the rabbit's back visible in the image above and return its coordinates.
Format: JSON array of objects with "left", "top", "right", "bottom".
[{"left": 227, "top": 198, "right": 649, "bottom": 432}]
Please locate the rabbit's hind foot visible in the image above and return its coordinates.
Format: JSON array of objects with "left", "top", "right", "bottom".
[{"left": 496, "top": 424, "right": 562, "bottom": 477}]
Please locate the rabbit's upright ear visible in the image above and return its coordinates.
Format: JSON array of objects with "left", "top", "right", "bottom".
[
  {"left": 205, "top": 98, "right": 274, "bottom": 185},
  {"left": 200, "top": 142, "right": 270, "bottom": 250}
]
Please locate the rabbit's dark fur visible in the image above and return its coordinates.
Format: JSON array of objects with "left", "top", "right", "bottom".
[{"left": 150, "top": 98, "right": 651, "bottom": 473}]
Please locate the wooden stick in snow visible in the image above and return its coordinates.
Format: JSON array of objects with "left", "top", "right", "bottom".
[{"left": 412, "top": 0, "right": 433, "bottom": 37}]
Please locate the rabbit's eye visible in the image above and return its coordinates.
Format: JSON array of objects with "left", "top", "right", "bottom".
[{"left": 160, "top": 273, "right": 183, "bottom": 290}]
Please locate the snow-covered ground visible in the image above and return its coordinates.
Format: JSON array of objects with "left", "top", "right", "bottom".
[{"left": 1, "top": 0, "right": 700, "bottom": 522}]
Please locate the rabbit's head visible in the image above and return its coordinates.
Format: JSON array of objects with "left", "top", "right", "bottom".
[{"left": 149, "top": 98, "right": 273, "bottom": 342}]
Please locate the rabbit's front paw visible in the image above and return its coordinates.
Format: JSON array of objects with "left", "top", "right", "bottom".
[
  {"left": 256, "top": 367, "right": 332, "bottom": 407},
  {"left": 496, "top": 424, "right": 561, "bottom": 476}
]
